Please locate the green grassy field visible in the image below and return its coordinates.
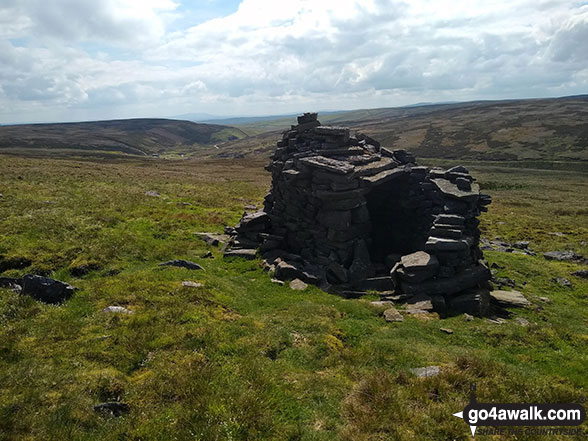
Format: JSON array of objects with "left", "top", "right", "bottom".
[{"left": 0, "top": 155, "right": 587, "bottom": 440}]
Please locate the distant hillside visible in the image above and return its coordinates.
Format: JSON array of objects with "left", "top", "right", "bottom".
[
  {"left": 218, "top": 95, "right": 588, "bottom": 162},
  {"left": 0, "top": 118, "right": 247, "bottom": 157}
]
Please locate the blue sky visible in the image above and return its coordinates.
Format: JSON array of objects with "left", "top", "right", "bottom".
[{"left": 0, "top": 0, "right": 587, "bottom": 124}]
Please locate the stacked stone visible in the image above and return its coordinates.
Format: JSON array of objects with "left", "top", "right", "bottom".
[{"left": 224, "top": 112, "right": 492, "bottom": 315}]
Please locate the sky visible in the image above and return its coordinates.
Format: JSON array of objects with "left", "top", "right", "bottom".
[{"left": 0, "top": 0, "right": 587, "bottom": 124}]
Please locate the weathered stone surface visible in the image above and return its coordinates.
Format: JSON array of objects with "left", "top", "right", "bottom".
[
  {"left": 371, "top": 300, "right": 394, "bottom": 308},
  {"left": 401, "top": 251, "right": 439, "bottom": 271},
  {"left": 572, "top": 269, "right": 588, "bottom": 279},
  {"left": 353, "top": 276, "right": 395, "bottom": 291},
  {"left": 401, "top": 265, "right": 490, "bottom": 296},
  {"left": 360, "top": 167, "right": 407, "bottom": 186},
  {"left": 223, "top": 249, "right": 257, "bottom": 259},
  {"left": 273, "top": 260, "right": 297, "bottom": 279},
  {"left": 289, "top": 278, "right": 308, "bottom": 290},
  {"left": 182, "top": 281, "right": 203, "bottom": 288},
  {"left": 348, "top": 240, "right": 371, "bottom": 282},
  {"left": 20, "top": 275, "right": 76, "bottom": 304},
  {"left": 195, "top": 232, "right": 230, "bottom": 247},
  {"left": 544, "top": 251, "right": 586, "bottom": 262},
  {"left": 449, "top": 288, "right": 490, "bottom": 317},
  {"left": 393, "top": 149, "right": 416, "bottom": 165},
  {"left": 425, "top": 237, "right": 469, "bottom": 252},
  {"left": 145, "top": 190, "right": 160, "bottom": 197},
  {"left": 552, "top": 277, "right": 573, "bottom": 288},
  {"left": 317, "top": 210, "right": 351, "bottom": 230},
  {"left": 102, "top": 306, "right": 133, "bottom": 314},
  {"left": 431, "top": 178, "right": 480, "bottom": 201},
  {"left": 435, "top": 214, "right": 465, "bottom": 225},
  {"left": 383, "top": 306, "right": 404, "bottom": 322},
  {"left": 410, "top": 366, "right": 441, "bottom": 378},
  {"left": 490, "top": 290, "right": 531, "bottom": 308},
  {"left": 236, "top": 211, "right": 270, "bottom": 231},
  {"left": 406, "top": 294, "right": 434, "bottom": 312},
  {"left": 299, "top": 156, "right": 354, "bottom": 175},
  {"left": 159, "top": 260, "right": 203, "bottom": 270}
]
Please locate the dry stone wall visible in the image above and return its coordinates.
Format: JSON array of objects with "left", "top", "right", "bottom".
[{"left": 225, "top": 112, "right": 493, "bottom": 315}]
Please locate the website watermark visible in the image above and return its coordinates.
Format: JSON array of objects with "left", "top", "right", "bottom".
[{"left": 453, "top": 385, "right": 586, "bottom": 437}]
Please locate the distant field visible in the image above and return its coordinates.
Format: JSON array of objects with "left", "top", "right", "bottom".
[
  {"left": 1, "top": 155, "right": 587, "bottom": 440},
  {"left": 218, "top": 95, "right": 588, "bottom": 163},
  {"left": 0, "top": 118, "right": 247, "bottom": 157}
]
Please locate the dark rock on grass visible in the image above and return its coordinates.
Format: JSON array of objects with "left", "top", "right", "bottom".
[
  {"left": 20, "top": 275, "right": 76, "bottom": 304},
  {"left": 159, "top": 260, "right": 203, "bottom": 270},
  {"left": 195, "top": 232, "right": 229, "bottom": 247},
  {"left": 201, "top": 251, "right": 214, "bottom": 259},
  {"left": 552, "top": 277, "right": 573, "bottom": 288},
  {"left": 571, "top": 269, "right": 588, "bottom": 279},
  {"left": 493, "top": 277, "right": 516, "bottom": 289},
  {"left": 513, "top": 241, "right": 530, "bottom": 249},
  {"left": 543, "top": 251, "right": 586, "bottom": 263},
  {"left": 93, "top": 402, "right": 130, "bottom": 417}
]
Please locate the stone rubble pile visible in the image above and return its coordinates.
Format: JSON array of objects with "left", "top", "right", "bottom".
[{"left": 224, "top": 112, "right": 493, "bottom": 315}]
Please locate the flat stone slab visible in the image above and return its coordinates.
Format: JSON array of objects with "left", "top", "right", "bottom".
[
  {"left": 355, "top": 157, "right": 398, "bottom": 176},
  {"left": 223, "top": 249, "right": 257, "bottom": 259},
  {"left": 299, "top": 155, "right": 354, "bottom": 175},
  {"left": 435, "top": 214, "right": 465, "bottom": 225},
  {"left": 425, "top": 237, "right": 469, "bottom": 252},
  {"left": 314, "top": 126, "right": 349, "bottom": 137},
  {"left": 360, "top": 167, "right": 407, "bottom": 186},
  {"left": 431, "top": 178, "right": 479, "bottom": 201},
  {"left": 401, "top": 251, "right": 439, "bottom": 271},
  {"left": 490, "top": 290, "right": 531, "bottom": 308}
]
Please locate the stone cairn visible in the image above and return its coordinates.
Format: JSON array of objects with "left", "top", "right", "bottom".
[{"left": 224, "top": 112, "right": 493, "bottom": 316}]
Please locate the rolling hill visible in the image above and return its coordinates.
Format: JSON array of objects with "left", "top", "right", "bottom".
[
  {"left": 216, "top": 95, "right": 588, "bottom": 162},
  {"left": 0, "top": 118, "right": 247, "bottom": 157}
]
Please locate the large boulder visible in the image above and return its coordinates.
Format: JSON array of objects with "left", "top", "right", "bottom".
[{"left": 20, "top": 275, "right": 76, "bottom": 304}]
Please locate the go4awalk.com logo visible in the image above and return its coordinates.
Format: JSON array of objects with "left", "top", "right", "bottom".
[{"left": 453, "top": 385, "right": 586, "bottom": 437}]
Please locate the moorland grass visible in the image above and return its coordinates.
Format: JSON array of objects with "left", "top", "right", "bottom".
[{"left": 0, "top": 155, "right": 587, "bottom": 440}]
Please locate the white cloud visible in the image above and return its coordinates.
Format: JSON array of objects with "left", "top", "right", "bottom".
[{"left": 0, "top": 0, "right": 587, "bottom": 123}]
